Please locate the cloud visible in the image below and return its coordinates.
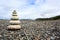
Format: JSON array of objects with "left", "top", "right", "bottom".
[{"left": 0, "top": 0, "right": 60, "bottom": 19}]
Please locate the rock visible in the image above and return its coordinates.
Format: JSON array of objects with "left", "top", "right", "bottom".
[{"left": 0, "top": 35, "right": 2, "bottom": 37}]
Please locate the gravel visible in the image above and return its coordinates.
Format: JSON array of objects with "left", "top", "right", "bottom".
[{"left": 0, "top": 20, "right": 60, "bottom": 40}]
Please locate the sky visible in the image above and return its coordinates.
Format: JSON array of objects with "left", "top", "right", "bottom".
[{"left": 0, "top": 0, "right": 60, "bottom": 19}]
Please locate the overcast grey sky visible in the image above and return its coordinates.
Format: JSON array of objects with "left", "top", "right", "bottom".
[{"left": 0, "top": 0, "right": 60, "bottom": 19}]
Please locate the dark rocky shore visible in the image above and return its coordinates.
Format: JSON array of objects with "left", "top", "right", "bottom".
[{"left": 0, "top": 20, "right": 60, "bottom": 40}]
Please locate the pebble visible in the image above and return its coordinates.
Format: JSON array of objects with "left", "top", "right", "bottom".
[{"left": 0, "top": 20, "right": 60, "bottom": 40}]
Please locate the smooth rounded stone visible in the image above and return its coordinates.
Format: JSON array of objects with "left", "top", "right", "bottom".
[
  {"left": 21, "top": 33, "right": 26, "bottom": 37},
  {"left": 10, "top": 31, "right": 14, "bottom": 34},
  {"left": 22, "top": 37, "right": 28, "bottom": 40},
  {"left": 14, "top": 35, "right": 19, "bottom": 38},
  {"left": 7, "top": 36, "right": 13, "bottom": 40},
  {"left": 19, "top": 34, "right": 21, "bottom": 37},
  {"left": 4, "top": 34, "right": 9, "bottom": 37},
  {"left": 0, "top": 35, "right": 2, "bottom": 37},
  {"left": 9, "top": 35, "right": 12, "bottom": 38}
]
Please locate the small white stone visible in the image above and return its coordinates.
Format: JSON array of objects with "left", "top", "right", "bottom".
[{"left": 0, "top": 35, "right": 2, "bottom": 37}]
